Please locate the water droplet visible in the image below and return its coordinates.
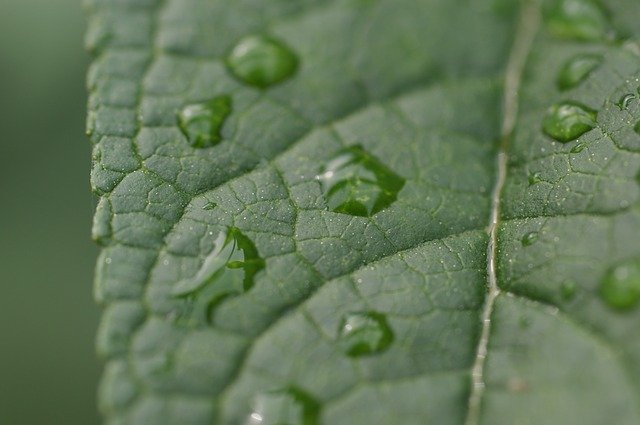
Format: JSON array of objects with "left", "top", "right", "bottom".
[
  {"left": 545, "top": 0, "right": 611, "bottom": 41},
  {"left": 338, "top": 311, "right": 393, "bottom": 357},
  {"left": 202, "top": 201, "right": 217, "bottom": 210},
  {"left": 316, "top": 146, "right": 405, "bottom": 217},
  {"left": 528, "top": 172, "right": 542, "bottom": 186},
  {"left": 600, "top": 260, "right": 640, "bottom": 310},
  {"left": 247, "top": 388, "right": 319, "bottom": 425},
  {"left": 570, "top": 142, "right": 587, "bottom": 153},
  {"left": 227, "top": 35, "right": 298, "bottom": 88},
  {"left": 616, "top": 93, "right": 636, "bottom": 110},
  {"left": 557, "top": 54, "right": 602, "bottom": 90},
  {"left": 542, "top": 101, "right": 597, "bottom": 143},
  {"left": 172, "top": 228, "right": 265, "bottom": 323},
  {"left": 521, "top": 231, "right": 539, "bottom": 247},
  {"left": 560, "top": 280, "right": 577, "bottom": 300},
  {"left": 178, "top": 95, "right": 232, "bottom": 148}
]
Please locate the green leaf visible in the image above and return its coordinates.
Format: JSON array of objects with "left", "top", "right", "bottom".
[{"left": 87, "top": 0, "right": 640, "bottom": 424}]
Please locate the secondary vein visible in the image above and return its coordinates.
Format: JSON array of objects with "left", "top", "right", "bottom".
[{"left": 464, "top": 1, "right": 541, "bottom": 424}]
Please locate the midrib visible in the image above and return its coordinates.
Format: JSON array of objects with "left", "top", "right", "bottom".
[{"left": 464, "top": 1, "right": 541, "bottom": 424}]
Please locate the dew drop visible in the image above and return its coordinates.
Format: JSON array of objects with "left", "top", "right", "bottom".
[
  {"left": 570, "top": 142, "right": 587, "bottom": 153},
  {"left": 557, "top": 54, "right": 602, "bottom": 91},
  {"left": 616, "top": 93, "right": 637, "bottom": 110},
  {"left": 178, "top": 95, "right": 232, "bottom": 148},
  {"left": 172, "top": 227, "right": 265, "bottom": 323},
  {"left": 316, "top": 146, "right": 405, "bottom": 217},
  {"left": 545, "top": 0, "right": 611, "bottom": 41},
  {"left": 227, "top": 35, "right": 298, "bottom": 88},
  {"left": 246, "top": 388, "right": 319, "bottom": 425},
  {"left": 600, "top": 260, "right": 640, "bottom": 310},
  {"left": 542, "top": 101, "right": 597, "bottom": 143},
  {"left": 521, "top": 231, "right": 539, "bottom": 247},
  {"left": 338, "top": 311, "right": 393, "bottom": 357}
]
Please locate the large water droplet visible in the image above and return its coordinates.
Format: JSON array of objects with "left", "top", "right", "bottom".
[
  {"left": 542, "top": 101, "right": 597, "bottom": 143},
  {"left": 600, "top": 261, "right": 640, "bottom": 310},
  {"left": 557, "top": 54, "right": 602, "bottom": 91},
  {"left": 316, "top": 146, "right": 405, "bottom": 217},
  {"left": 521, "top": 231, "right": 539, "bottom": 247},
  {"left": 172, "top": 228, "right": 265, "bottom": 322},
  {"left": 178, "top": 95, "right": 232, "bottom": 148},
  {"left": 616, "top": 93, "right": 636, "bottom": 110},
  {"left": 338, "top": 311, "right": 393, "bottom": 357},
  {"left": 227, "top": 35, "right": 298, "bottom": 88},
  {"left": 545, "top": 0, "right": 611, "bottom": 41},
  {"left": 246, "top": 388, "right": 319, "bottom": 425}
]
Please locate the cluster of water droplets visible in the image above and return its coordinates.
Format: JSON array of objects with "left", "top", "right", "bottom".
[
  {"left": 537, "top": 1, "right": 640, "bottom": 312},
  {"left": 177, "top": 34, "right": 298, "bottom": 148}
]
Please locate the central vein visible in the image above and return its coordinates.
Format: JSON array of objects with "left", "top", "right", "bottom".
[{"left": 465, "top": 1, "right": 541, "bottom": 424}]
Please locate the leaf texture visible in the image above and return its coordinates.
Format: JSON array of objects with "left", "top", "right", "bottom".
[{"left": 86, "top": 0, "right": 640, "bottom": 424}]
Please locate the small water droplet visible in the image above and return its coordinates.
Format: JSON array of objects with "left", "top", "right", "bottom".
[
  {"left": 600, "top": 260, "right": 640, "bottom": 310},
  {"left": 227, "top": 35, "right": 298, "bottom": 88},
  {"left": 246, "top": 388, "right": 319, "bottom": 425},
  {"left": 542, "top": 101, "right": 597, "bottom": 143},
  {"left": 172, "top": 228, "right": 265, "bottom": 323},
  {"left": 570, "top": 142, "right": 587, "bottom": 153},
  {"left": 557, "top": 54, "right": 603, "bottom": 90},
  {"left": 616, "top": 93, "right": 637, "bottom": 110},
  {"left": 560, "top": 280, "right": 577, "bottom": 300},
  {"left": 178, "top": 95, "right": 232, "bottom": 148},
  {"left": 521, "top": 231, "right": 539, "bottom": 247},
  {"left": 518, "top": 316, "right": 531, "bottom": 328},
  {"left": 528, "top": 172, "right": 542, "bottom": 186},
  {"left": 202, "top": 201, "right": 217, "bottom": 210},
  {"left": 545, "top": 0, "right": 611, "bottom": 41},
  {"left": 316, "top": 146, "right": 405, "bottom": 217},
  {"left": 338, "top": 311, "right": 393, "bottom": 357}
]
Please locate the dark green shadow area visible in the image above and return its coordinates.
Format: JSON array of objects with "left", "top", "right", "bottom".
[{"left": 0, "top": 0, "right": 100, "bottom": 424}]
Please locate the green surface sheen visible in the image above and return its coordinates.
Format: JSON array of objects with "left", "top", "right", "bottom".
[{"left": 86, "top": 0, "right": 640, "bottom": 424}]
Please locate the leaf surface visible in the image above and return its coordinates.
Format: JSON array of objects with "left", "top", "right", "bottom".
[{"left": 87, "top": 0, "right": 640, "bottom": 423}]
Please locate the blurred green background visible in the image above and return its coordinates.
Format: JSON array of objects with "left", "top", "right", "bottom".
[{"left": 0, "top": 0, "right": 101, "bottom": 423}]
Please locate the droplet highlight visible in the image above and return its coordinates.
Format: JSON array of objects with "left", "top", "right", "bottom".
[
  {"left": 545, "top": 0, "right": 611, "bottom": 41},
  {"left": 338, "top": 311, "right": 393, "bottom": 357},
  {"left": 521, "top": 231, "right": 539, "bottom": 247},
  {"left": 172, "top": 228, "right": 265, "bottom": 322},
  {"left": 247, "top": 388, "right": 319, "bottom": 425},
  {"left": 178, "top": 95, "right": 232, "bottom": 148},
  {"left": 316, "top": 146, "right": 405, "bottom": 217},
  {"left": 557, "top": 54, "right": 602, "bottom": 91},
  {"left": 227, "top": 35, "right": 298, "bottom": 88},
  {"left": 542, "top": 101, "right": 597, "bottom": 143},
  {"left": 600, "top": 260, "right": 640, "bottom": 310}
]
